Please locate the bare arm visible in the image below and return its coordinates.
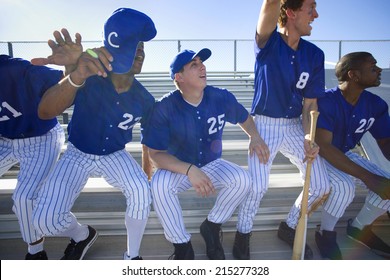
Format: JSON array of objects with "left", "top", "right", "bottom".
[
  {"left": 38, "top": 47, "right": 113, "bottom": 119},
  {"left": 316, "top": 128, "right": 390, "bottom": 199},
  {"left": 302, "top": 98, "right": 320, "bottom": 161},
  {"left": 377, "top": 138, "right": 390, "bottom": 161},
  {"left": 238, "top": 114, "right": 270, "bottom": 164},
  {"left": 256, "top": 0, "right": 280, "bottom": 48},
  {"left": 141, "top": 145, "right": 153, "bottom": 180},
  {"left": 38, "top": 74, "right": 79, "bottom": 119},
  {"left": 148, "top": 148, "right": 215, "bottom": 197},
  {"left": 31, "top": 28, "right": 83, "bottom": 75}
]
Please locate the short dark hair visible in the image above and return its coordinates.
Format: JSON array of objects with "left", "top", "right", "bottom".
[
  {"left": 278, "top": 0, "right": 305, "bottom": 27},
  {"left": 335, "top": 52, "right": 372, "bottom": 82}
]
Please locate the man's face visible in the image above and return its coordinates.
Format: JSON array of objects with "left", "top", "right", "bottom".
[
  {"left": 180, "top": 56, "right": 207, "bottom": 89},
  {"left": 295, "top": 0, "right": 319, "bottom": 36},
  {"left": 130, "top": 41, "right": 145, "bottom": 74},
  {"left": 357, "top": 56, "right": 382, "bottom": 88}
]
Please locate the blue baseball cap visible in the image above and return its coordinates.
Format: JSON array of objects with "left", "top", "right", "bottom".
[
  {"left": 169, "top": 48, "right": 212, "bottom": 79},
  {"left": 103, "top": 8, "right": 157, "bottom": 74}
]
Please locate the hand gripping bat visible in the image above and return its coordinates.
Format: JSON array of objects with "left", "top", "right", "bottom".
[{"left": 292, "top": 110, "right": 319, "bottom": 260}]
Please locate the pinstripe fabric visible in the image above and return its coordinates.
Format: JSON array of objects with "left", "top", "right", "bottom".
[
  {"left": 151, "top": 158, "right": 251, "bottom": 244},
  {"left": 33, "top": 143, "right": 150, "bottom": 236},
  {"left": 323, "top": 151, "right": 390, "bottom": 218},
  {"left": 237, "top": 115, "right": 330, "bottom": 233},
  {"left": 0, "top": 123, "right": 64, "bottom": 243}
]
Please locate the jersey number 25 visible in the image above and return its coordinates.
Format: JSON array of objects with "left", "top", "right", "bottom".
[{"left": 208, "top": 114, "right": 225, "bottom": 135}]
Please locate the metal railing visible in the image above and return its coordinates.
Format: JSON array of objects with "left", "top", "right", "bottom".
[{"left": 1, "top": 39, "right": 390, "bottom": 72}]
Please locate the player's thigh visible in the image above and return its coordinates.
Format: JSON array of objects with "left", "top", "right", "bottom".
[
  {"left": 280, "top": 122, "right": 305, "bottom": 164},
  {"left": 254, "top": 115, "right": 285, "bottom": 156},
  {"left": 202, "top": 159, "right": 251, "bottom": 190},
  {"left": 325, "top": 160, "right": 355, "bottom": 195},
  {"left": 100, "top": 150, "right": 150, "bottom": 197},
  {"left": 346, "top": 151, "right": 390, "bottom": 178},
  {"left": 0, "top": 138, "right": 17, "bottom": 176},
  {"left": 151, "top": 169, "right": 191, "bottom": 195},
  {"left": 39, "top": 147, "right": 91, "bottom": 199},
  {"left": 17, "top": 134, "right": 63, "bottom": 185}
]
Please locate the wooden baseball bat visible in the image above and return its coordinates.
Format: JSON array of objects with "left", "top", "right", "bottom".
[{"left": 292, "top": 110, "right": 319, "bottom": 260}]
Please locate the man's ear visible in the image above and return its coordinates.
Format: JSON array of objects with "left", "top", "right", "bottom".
[
  {"left": 286, "top": 8, "right": 297, "bottom": 20},
  {"left": 175, "top": 72, "right": 183, "bottom": 83},
  {"left": 348, "top": 69, "right": 360, "bottom": 82}
]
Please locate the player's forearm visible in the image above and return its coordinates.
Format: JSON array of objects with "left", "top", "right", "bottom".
[
  {"left": 377, "top": 138, "right": 390, "bottom": 161},
  {"left": 239, "top": 114, "right": 258, "bottom": 139},
  {"left": 38, "top": 74, "right": 79, "bottom": 119},
  {"left": 141, "top": 145, "right": 153, "bottom": 180},
  {"left": 319, "top": 144, "right": 372, "bottom": 180},
  {"left": 256, "top": 0, "right": 280, "bottom": 48},
  {"left": 148, "top": 148, "right": 192, "bottom": 175},
  {"left": 302, "top": 99, "right": 318, "bottom": 136}
]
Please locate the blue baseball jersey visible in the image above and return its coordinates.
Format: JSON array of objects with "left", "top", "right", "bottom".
[
  {"left": 142, "top": 85, "right": 249, "bottom": 167},
  {"left": 317, "top": 87, "right": 390, "bottom": 153},
  {"left": 0, "top": 55, "right": 62, "bottom": 139},
  {"left": 68, "top": 77, "right": 154, "bottom": 155},
  {"left": 251, "top": 28, "right": 325, "bottom": 118}
]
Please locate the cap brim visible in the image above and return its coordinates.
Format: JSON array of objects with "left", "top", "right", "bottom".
[
  {"left": 193, "top": 48, "right": 211, "bottom": 63},
  {"left": 109, "top": 41, "right": 138, "bottom": 74}
]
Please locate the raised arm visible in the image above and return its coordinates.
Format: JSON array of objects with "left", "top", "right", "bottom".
[
  {"left": 38, "top": 47, "right": 113, "bottom": 119},
  {"left": 31, "top": 28, "right": 83, "bottom": 75},
  {"left": 256, "top": 0, "right": 281, "bottom": 48}
]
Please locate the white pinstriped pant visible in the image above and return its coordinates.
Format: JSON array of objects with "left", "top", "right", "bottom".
[
  {"left": 323, "top": 151, "right": 390, "bottom": 218},
  {"left": 151, "top": 158, "right": 251, "bottom": 244},
  {"left": 0, "top": 123, "right": 64, "bottom": 244},
  {"left": 237, "top": 115, "right": 330, "bottom": 233},
  {"left": 33, "top": 142, "right": 151, "bottom": 237}
]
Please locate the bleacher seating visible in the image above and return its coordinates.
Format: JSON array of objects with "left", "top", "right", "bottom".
[{"left": 0, "top": 71, "right": 386, "bottom": 249}]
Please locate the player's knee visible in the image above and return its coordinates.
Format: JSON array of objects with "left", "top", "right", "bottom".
[
  {"left": 32, "top": 204, "right": 56, "bottom": 235},
  {"left": 249, "top": 174, "right": 268, "bottom": 198},
  {"left": 331, "top": 181, "right": 355, "bottom": 206},
  {"left": 12, "top": 191, "right": 34, "bottom": 209},
  {"left": 150, "top": 176, "right": 168, "bottom": 197},
  {"left": 232, "top": 169, "right": 252, "bottom": 192},
  {"left": 32, "top": 210, "right": 48, "bottom": 235}
]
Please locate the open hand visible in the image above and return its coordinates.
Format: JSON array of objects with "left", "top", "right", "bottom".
[
  {"left": 249, "top": 135, "right": 270, "bottom": 164},
  {"left": 31, "top": 28, "right": 82, "bottom": 67}
]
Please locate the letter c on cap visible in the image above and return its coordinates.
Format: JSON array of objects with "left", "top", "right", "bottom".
[{"left": 108, "top": 32, "right": 120, "bottom": 48}]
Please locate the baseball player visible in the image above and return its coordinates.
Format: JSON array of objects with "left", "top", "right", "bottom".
[
  {"left": 235, "top": 0, "right": 330, "bottom": 260},
  {"left": 142, "top": 48, "right": 269, "bottom": 260},
  {"left": 0, "top": 55, "right": 65, "bottom": 259},
  {"left": 315, "top": 52, "right": 390, "bottom": 259},
  {"left": 32, "top": 8, "right": 157, "bottom": 260}
]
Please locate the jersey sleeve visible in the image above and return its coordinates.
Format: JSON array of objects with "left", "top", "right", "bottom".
[
  {"left": 27, "top": 64, "right": 63, "bottom": 95},
  {"left": 220, "top": 88, "right": 249, "bottom": 124},
  {"left": 139, "top": 90, "right": 155, "bottom": 134},
  {"left": 254, "top": 27, "right": 278, "bottom": 58},
  {"left": 369, "top": 97, "right": 390, "bottom": 139},
  {"left": 303, "top": 48, "right": 326, "bottom": 99},
  {"left": 317, "top": 95, "right": 336, "bottom": 132},
  {"left": 141, "top": 97, "right": 171, "bottom": 151}
]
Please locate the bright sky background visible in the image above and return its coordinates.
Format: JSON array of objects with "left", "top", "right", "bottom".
[
  {"left": 1, "top": 0, "right": 389, "bottom": 70},
  {"left": 1, "top": 0, "right": 389, "bottom": 41}
]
